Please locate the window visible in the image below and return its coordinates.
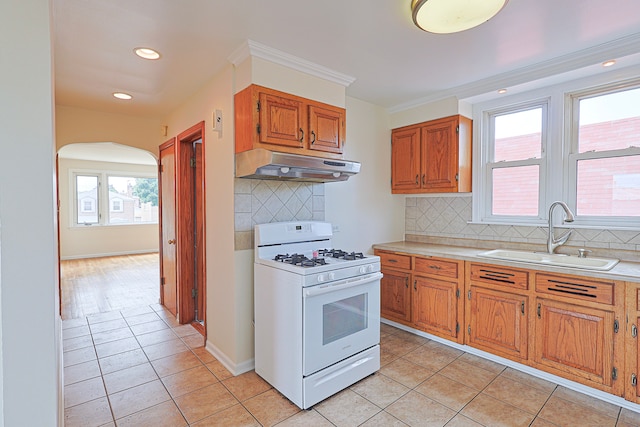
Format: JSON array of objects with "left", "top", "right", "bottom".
[
  {"left": 76, "top": 175, "right": 99, "bottom": 225},
  {"left": 568, "top": 86, "right": 640, "bottom": 225},
  {"left": 72, "top": 171, "right": 158, "bottom": 226},
  {"left": 483, "top": 103, "right": 547, "bottom": 220},
  {"left": 475, "top": 78, "right": 640, "bottom": 228}
]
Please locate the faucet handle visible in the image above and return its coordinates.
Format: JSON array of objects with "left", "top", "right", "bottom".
[{"left": 577, "top": 248, "right": 592, "bottom": 258}]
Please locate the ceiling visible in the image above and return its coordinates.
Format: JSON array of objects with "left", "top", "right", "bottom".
[{"left": 53, "top": 0, "right": 640, "bottom": 118}]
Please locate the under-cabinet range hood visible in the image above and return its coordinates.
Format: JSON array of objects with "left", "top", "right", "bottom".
[{"left": 235, "top": 149, "right": 360, "bottom": 182}]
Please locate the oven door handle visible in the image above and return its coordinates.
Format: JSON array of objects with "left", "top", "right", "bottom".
[{"left": 304, "top": 272, "right": 383, "bottom": 298}]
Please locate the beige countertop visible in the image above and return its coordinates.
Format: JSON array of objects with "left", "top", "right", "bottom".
[{"left": 372, "top": 241, "right": 640, "bottom": 283}]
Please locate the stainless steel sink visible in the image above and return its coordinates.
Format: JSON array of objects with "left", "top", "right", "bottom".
[{"left": 477, "top": 249, "right": 619, "bottom": 271}]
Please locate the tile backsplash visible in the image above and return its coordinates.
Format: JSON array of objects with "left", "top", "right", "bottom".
[
  {"left": 406, "top": 195, "right": 640, "bottom": 262},
  {"left": 234, "top": 178, "right": 325, "bottom": 250}
]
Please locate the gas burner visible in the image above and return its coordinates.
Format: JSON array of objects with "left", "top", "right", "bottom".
[
  {"left": 318, "top": 249, "right": 365, "bottom": 260},
  {"left": 274, "top": 253, "right": 328, "bottom": 267}
]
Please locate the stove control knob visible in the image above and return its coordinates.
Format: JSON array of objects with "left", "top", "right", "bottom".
[
  {"left": 328, "top": 272, "right": 335, "bottom": 281},
  {"left": 359, "top": 264, "right": 373, "bottom": 274},
  {"left": 317, "top": 274, "right": 326, "bottom": 283}
]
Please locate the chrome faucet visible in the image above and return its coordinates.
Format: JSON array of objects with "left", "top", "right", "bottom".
[{"left": 547, "top": 201, "right": 575, "bottom": 254}]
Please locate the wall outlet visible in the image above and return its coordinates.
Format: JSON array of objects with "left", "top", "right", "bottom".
[{"left": 213, "top": 109, "right": 223, "bottom": 133}]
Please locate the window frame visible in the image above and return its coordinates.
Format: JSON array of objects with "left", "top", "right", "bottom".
[
  {"left": 70, "top": 169, "right": 158, "bottom": 227},
  {"left": 482, "top": 101, "right": 549, "bottom": 223},
  {"left": 566, "top": 82, "right": 640, "bottom": 228},
  {"left": 473, "top": 73, "right": 640, "bottom": 230}
]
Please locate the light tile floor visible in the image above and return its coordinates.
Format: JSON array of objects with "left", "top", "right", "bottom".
[{"left": 63, "top": 307, "right": 640, "bottom": 426}]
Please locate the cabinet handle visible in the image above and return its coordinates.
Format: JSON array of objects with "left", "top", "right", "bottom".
[
  {"left": 633, "top": 324, "right": 638, "bottom": 338},
  {"left": 310, "top": 130, "right": 316, "bottom": 144},
  {"left": 388, "top": 259, "right": 398, "bottom": 263},
  {"left": 632, "top": 373, "right": 638, "bottom": 388},
  {"left": 429, "top": 265, "right": 441, "bottom": 270},
  {"left": 414, "top": 280, "right": 417, "bottom": 291},
  {"left": 422, "top": 174, "right": 426, "bottom": 185},
  {"left": 405, "top": 277, "right": 409, "bottom": 288},
  {"left": 415, "top": 175, "right": 419, "bottom": 185},
  {"left": 537, "top": 303, "right": 541, "bottom": 319},
  {"left": 299, "top": 128, "right": 304, "bottom": 142},
  {"left": 521, "top": 301, "right": 525, "bottom": 315}
]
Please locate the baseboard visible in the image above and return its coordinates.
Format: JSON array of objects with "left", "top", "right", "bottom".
[
  {"left": 204, "top": 340, "right": 255, "bottom": 376},
  {"left": 60, "top": 250, "right": 159, "bottom": 261},
  {"left": 381, "top": 319, "right": 640, "bottom": 414}
]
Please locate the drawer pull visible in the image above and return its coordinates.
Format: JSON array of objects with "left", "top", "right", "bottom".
[
  {"left": 388, "top": 259, "right": 398, "bottom": 263},
  {"left": 429, "top": 265, "right": 441, "bottom": 270}
]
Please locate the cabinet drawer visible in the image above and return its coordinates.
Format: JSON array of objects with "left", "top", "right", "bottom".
[
  {"left": 469, "top": 263, "right": 528, "bottom": 290},
  {"left": 378, "top": 252, "right": 411, "bottom": 270},
  {"left": 536, "top": 274, "right": 614, "bottom": 305},
  {"left": 415, "top": 257, "right": 458, "bottom": 279}
]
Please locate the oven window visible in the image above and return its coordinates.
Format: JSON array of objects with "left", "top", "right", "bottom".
[{"left": 322, "top": 294, "right": 368, "bottom": 345}]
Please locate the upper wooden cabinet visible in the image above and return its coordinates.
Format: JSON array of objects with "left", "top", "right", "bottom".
[
  {"left": 235, "top": 84, "right": 345, "bottom": 159},
  {"left": 391, "top": 115, "right": 472, "bottom": 194}
]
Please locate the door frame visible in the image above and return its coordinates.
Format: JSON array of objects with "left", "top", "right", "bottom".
[{"left": 164, "top": 121, "right": 206, "bottom": 331}]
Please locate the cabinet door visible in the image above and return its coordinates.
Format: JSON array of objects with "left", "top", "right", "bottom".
[
  {"left": 308, "top": 104, "right": 344, "bottom": 154},
  {"left": 380, "top": 269, "right": 411, "bottom": 324},
  {"left": 468, "top": 286, "right": 528, "bottom": 360},
  {"left": 626, "top": 284, "right": 640, "bottom": 402},
  {"left": 391, "top": 126, "right": 421, "bottom": 192},
  {"left": 421, "top": 117, "right": 458, "bottom": 192},
  {"left": 413, "top": 275, "right": 458, "bottom": 339},
  {"left": 259, "top": 92, "right": 305, "bottom": 148},
  {"left": 535, "top": 298, "right": 614, "bottom": 387}
]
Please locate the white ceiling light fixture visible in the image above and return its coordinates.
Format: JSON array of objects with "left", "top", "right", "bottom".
[
  {"left": 411, "top": 0, "right": 509, "bottom": 34},
  {"left": 113, "top": 92, "right": 132, "bottom": 100},
  {"left": 134, "top": 47, "right": 161, "bottom": 60}
]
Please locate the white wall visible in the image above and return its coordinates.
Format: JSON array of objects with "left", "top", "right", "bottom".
[
  {"left": 56, "top": 105, "right": 163, "bottom": 154},
  {"left": 58, "top": 158, "right": 159, "bottom": 259},
  {"left": 0, "top": 0, "right": 61, "bottom": 424},
  {"left": 162, "top": 65, "right": 240, "bottom": 366},
  {"left": 326, "top": 96, "right": 405, "bottom": 252}
]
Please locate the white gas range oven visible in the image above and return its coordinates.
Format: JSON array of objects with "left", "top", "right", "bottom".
[{"left": 253, "top": 221, "right": 382, "bottom": 409}]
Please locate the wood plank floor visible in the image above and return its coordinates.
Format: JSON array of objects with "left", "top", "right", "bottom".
[{"left": 60, "top": 253, "right": 160, "bottom": 320}]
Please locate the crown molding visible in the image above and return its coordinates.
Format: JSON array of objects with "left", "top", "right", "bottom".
[
  {"left": 388, "top": 32, "right": 640, "bottom": 113},
  {"left": 228, "top": 39, "right": 356, "bottom": 88}
]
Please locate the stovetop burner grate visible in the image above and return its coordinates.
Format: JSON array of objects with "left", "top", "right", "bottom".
[{"left": 273, "top": 249, "right": 366, "bottom": 267}]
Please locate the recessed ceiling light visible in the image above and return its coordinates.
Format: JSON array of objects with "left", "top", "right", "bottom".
[
  {"left": 134, "top": 47, "right": 161, "bottom": 60},
  {"left": 498, "top": 88, "right": 507, "bottom": 94},
  {"left": 602, "top": 59, "right": 616, "bottom": 67},
  {"left": 113, "top": 92, "right": 132, "bottom": 100}
]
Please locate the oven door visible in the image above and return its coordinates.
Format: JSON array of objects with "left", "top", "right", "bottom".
[{"left": 302, "top": 271, "right": 382, "bottom": 376}]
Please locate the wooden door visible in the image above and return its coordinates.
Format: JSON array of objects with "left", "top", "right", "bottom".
[
  {"left": 380, "top": 269, "right": 412, "bottom": 324},
  {"left": 421, "top": 116, "right": 458, "bottom": 192},
  {"left": 413, "top": 276, "right": 458, "bottom": 339},
  {"left": 468, "top": 286, "right": 528, "bottom": 360},
  {"left": 535, "top": 298, "right": 614, "bottom": 387},
  {"left": 259, "top": 92, "right": 304, "bottom": 148},
  {"left": 159, "top": 139, "right": 177, "bottom": 316},
  {"left": 308, "top": 104, "right": 344, "bottom": 154},
  {"left": 391, "top": 126, "right": 421, "bottom": 192}
]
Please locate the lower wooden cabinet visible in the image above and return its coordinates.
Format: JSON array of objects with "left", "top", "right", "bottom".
[
  {"left": 380, "top": 268, "right": 412, "bottom": 324},
  {"left": 374, "top": 249, "right": 634, "bottom": 402},
  {"left": 376, "top": 250, "right": 463, "bottom": 342},
  {"left": 534, "top": 298, "right": 615, "bottom": 388},
  {"left": 413, "top": 276, "right": 459, "bottom": 340},
  {"left": 625, "top": 282, "right": 640, "bottom": 403},
  {"left": 467, "top": 285, "right": 528, "bottom": 361}
]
